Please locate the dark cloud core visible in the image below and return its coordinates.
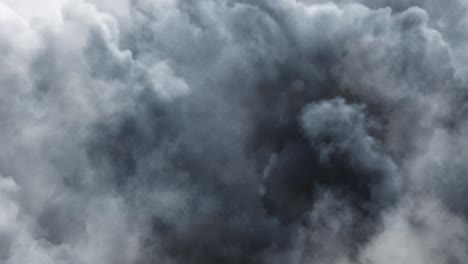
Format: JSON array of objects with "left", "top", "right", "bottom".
[{"left": 1, "top": 0, "right": 468, "bottom": 263}]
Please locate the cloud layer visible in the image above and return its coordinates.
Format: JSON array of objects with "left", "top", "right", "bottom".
[{"left": 0, "top": 0, "right": 468, "bottom": 263}]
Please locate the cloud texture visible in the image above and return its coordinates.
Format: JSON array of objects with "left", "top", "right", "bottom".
[{"left": 0, "top": 0, "right": 468, "bottom": 263}]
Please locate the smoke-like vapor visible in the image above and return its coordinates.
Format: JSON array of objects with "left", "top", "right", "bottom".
[{"left": 0, "top": 0, "right": 468, "bottom": 263}]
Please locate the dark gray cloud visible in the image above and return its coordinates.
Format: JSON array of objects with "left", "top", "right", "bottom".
[{"left": 0, "top": 0, "right": 468, "bottom": 263}]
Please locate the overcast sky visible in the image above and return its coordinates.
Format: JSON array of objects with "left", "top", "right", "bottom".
[{"left": 0, "top": 0, "right": 468, "bottom": 263}]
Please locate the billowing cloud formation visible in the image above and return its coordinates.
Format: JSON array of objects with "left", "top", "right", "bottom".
[{"left": 0, "top": 0, "right": 468, "bottom": 263}]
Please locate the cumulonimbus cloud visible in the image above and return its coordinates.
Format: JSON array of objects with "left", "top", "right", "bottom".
[{"left": 0, "top": 0, "right": 467, "bottom": 263}]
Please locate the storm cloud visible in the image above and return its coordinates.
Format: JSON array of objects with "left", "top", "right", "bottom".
[{"left": 0, "top": 0, "right": 467, "bottom": 263}]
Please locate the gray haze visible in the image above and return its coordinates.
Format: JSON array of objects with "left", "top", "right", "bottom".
[{"left": 0, "top": 0, "right": 468, "bottom": 263}]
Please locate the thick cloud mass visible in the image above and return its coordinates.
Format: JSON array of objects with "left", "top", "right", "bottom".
[{"left": 0, "top": 0, "right": 468, "bottom": 263}]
